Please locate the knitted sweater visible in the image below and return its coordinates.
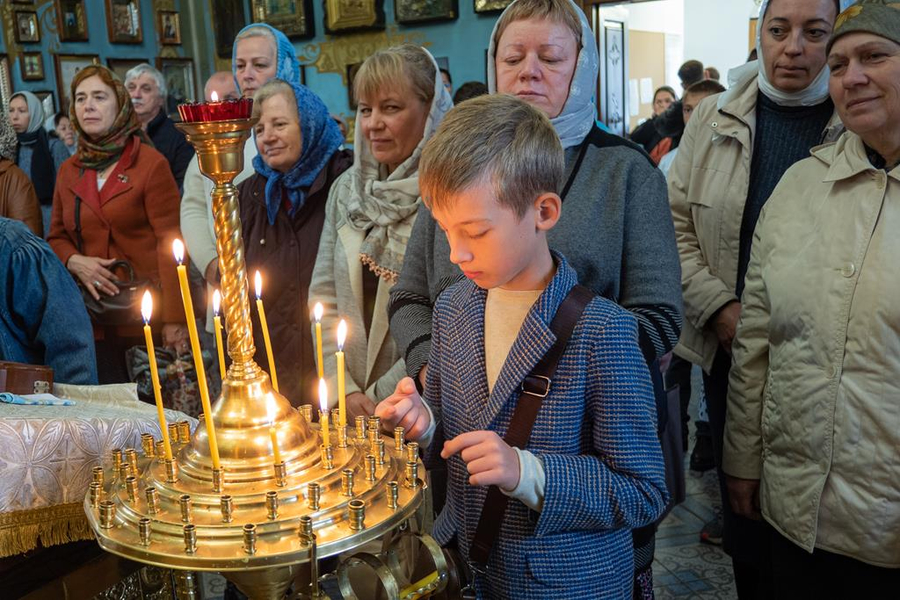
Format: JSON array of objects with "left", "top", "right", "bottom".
[{"left": 388, "top": 125, "right": 683, "bottom": 380}]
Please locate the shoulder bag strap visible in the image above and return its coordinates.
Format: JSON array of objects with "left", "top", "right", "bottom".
[{"left": 467, "top": 284, "right": 596, "bottom": 569}]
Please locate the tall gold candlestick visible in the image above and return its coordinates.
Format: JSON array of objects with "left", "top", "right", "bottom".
[
  {"left": 212, "top": 289, "right": 226, "bottom": 379},
  {"left": 141, "top": 291, "right": 173, "bottom": 461},
  {"left": 336, "top": 319, "right": 347, "bottom": 428},
  {"left": 173, "top": 239, "right": 221, "bottom": 471},
  {"left": 314, "top": 302, "right": 324, "bottom": 379},
  {"left": 254, "top": 271, "right": 279, "bottom": 393},
  {"left": 319, "top": 378, "right": 330, "bottom": 447}
]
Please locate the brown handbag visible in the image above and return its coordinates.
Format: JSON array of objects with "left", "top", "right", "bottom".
[{"left": 0, "top": 361, "right": 53, "bottom": 395}]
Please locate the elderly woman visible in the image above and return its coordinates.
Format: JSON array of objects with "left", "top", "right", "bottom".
[
  {"left": 309, "top": 45, "right": 451, "bottom": 419},
  {"left": 9, "top": 91, "right": 70, "bottom": 235},
  {"left": 388, "top": 0, "right": 681, "bottom": 594},
  {"left": 725, "top": 2, "right": 900, "bottom": 596},
  {"left": 240, "top": 79, "right": 351, "bottom": 407},
  {"left": 669, "top": 0, "right": 840, "bottom": 594},
  {"left": 48, "top": 65, "right": 187, "bottom": 383},
  {"left": 0, "top": 111, "right": 41, "bottom": 235},
  {"left": 180, "top": 24, "right": 302, "bottom": 334}
]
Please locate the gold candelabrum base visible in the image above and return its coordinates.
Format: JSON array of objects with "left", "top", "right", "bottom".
[{"left": 83, "top": 118, "right": 446, "bottom": 600}]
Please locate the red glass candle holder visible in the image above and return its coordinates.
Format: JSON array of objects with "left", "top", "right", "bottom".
[{"left": 177, "top": 98, "right": 253, "bottom": 123}]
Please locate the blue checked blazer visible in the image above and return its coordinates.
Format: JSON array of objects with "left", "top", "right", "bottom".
[{"left": 426, "top": 254, "right": 668, "bottom": 599}]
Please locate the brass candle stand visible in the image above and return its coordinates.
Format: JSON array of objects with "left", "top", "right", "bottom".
[{"left": 84, "top": 115, "right": 446, "bottom": 600}]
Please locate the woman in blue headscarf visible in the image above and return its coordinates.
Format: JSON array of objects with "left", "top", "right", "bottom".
[{"left": 238, "top": 79, "right": 351, "bottom": 408}]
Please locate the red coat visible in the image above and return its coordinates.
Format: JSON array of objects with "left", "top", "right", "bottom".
[{"left": 48, "top": 136, "right": 185, "bottom": 328}]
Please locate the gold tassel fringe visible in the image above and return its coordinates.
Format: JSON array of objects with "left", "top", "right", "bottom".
[{"left": 0, "top": 503, "right": 93, "bottom": 557}]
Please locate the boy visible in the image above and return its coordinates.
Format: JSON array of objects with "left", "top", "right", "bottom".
[
  {"left": 376, "top": 95, "right": 667, "bottom": 599},
  {"left": 658, "top": 79, "right": 727, "bottom": 177}
]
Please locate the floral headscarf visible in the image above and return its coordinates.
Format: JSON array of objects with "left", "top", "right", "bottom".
[{"left": 69, "top": 65, "right": 149, "bottom": 170}]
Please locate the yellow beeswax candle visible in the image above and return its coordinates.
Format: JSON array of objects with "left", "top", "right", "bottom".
[
  {"left": 254, "top": 271, "right": 279, "bottom": 393},
  {"left": 314, "top": 302, "right": 324, "bottom": 379},
  {"left": 173, "top": 239, "right": 221, "bottom": 470},
  {"left": 212, "top": 289, "right": 226, "bottom": 380},
  {"left": 319, "top": 378, "right": 330, "bottom": 447},
  {"left": 336, "top": 319, "right": 347, "bottom": 428},
  {"left": 141, "top": 291, "right": 173, "bottom": 461}
]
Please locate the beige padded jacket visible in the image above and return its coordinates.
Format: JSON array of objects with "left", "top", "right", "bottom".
[{"left": 724, "top": 132, "right": 900, "bottom": 567}]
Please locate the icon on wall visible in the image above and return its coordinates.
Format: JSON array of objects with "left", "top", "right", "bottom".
[
  {"left": 105, "top": 0, "right": 143, "bottom": 44},
  {"left": 55, "top": 0, "right": 89, "bottom": 42},
  {"left": 54, "top": 54, "right": 100, "bottom": 110},
  {"left": 395, "top": 0, "right": 458, "bottom": 25},
  {"left": 156, "top": 57, "right": 197, "bottom": 118},
  {"left": 14, "top": 11, "right": 41, "bottom": 43},
  {"left": 324, "top": 0, "right": 385, "bottom": 34},
  {"left": 158, "top": 10, "right": 181, "bottom": 45},
  {"left": 20, "top": 52, "right": 45, "bottom": 81},
  {"left": 251, "top": 0, "right": 315, "bottom": 40},
  {"left": 107, "top": 58, "right": 149, "bottom": 82},
  {"left": 474, "top": 0, "right": 512, "bottom": 14}
]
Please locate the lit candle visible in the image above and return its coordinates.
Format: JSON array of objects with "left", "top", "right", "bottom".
[
  {"left": 319, "top": 378, "right": 330, "bottom": 447},
  {"left": 314, "top": 302, "right": 324, "bottom": 379},
  {"left": 336, "top": 320, "right": 347, "bottom": 428},
  {"left": 141, "top": 291, "right": 173, "bottom": 461},
  {"left": 268, "top": 398, "right": 282, "bottom": 465},
  {"left": 173, "top": 239, "right": 221, "bottom": 470},
  {"left": 254, "top": 271, "right": 279, "bottom": 393},
  {"left": 212, "top": 289, "right": 226, "bottom": 380}
]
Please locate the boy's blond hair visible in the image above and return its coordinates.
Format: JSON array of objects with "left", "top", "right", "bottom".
[
  {"left": 420, "top": 94, "right": 564, "bottom": 219},
  {"left": 251, "top": 79, "right": 296, "bottom": 119},
  {"left": 354, "top": 44, "right": 436, "bottom": 106},
  {"left": 494, "top": 0, "right": 583, "bottom": 49}
]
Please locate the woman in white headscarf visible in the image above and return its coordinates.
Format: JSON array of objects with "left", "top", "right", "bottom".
[
  {"left": 668, "top": 0, "right": 841, "bottom": 596},
  {"left": 387, "top": 0, "right": 682, "bottom": 595},
  {"left": 8, "top": 91, "right": 69, "bottom": 236}
]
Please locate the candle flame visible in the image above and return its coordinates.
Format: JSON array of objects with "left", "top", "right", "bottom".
[
  {"left": 210, "top": 90, "right": 219, "bottom": 102},
  {"left": 212, "top": 289, "right": 221, "bottom": 315},
  {"left": 319, "top": 378, "right": 327, "bottom": 413},
  {"left": 254, "top": 270, "right": 262, "bottom": 299},
  {"left": 141, "top": 290, "right": 153, "bottom": 323},
  {"left": 337, "top": 319, "right": 347, "bottom": 351},
  {"left": 172, "top": 239, "right": 185, "bottom": 264},
  {"left": 314, "top": 302, "right": 323, "bottom": 323}
]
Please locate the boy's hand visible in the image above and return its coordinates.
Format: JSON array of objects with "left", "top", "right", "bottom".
[
  {"left": 442, "top": 431, "right": 520, "bottom": 492},
  {"left": 374, "top": 377, "right": 431, "bottom": 441}
]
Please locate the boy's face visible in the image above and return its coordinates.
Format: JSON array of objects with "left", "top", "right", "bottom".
[
  {"left": 682, "top": 92, "right": 712, "bottom": 125},
  {"left": 431, "top": 179, "right": 560, "bottom": 291}
]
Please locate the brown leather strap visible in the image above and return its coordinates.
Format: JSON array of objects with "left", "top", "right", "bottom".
[{"left": 468, "top": 284, "right": 595, "bottom": 569}]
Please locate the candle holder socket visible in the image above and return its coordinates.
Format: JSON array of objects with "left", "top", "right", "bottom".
[
  {"left": 220, "top": 495, "right": 234, "bottom": 523},
  {"left": 155, "top": 440, "right": 166, "bottom": 459},
  {"left": 406, "top": 442, "right": 419, "bottom": 464},
  {"left": 300, "top": 404, "right": 313, "bottom": 422},
  {"left": 180, "top": 494, "right": 193, "bottom": 523},
  {"left": 348, "top": 499, "right": 366, "bottom": 531},
  {"left": 139, "top": 517, "right": 151, "bottom": 546},
  {"left": 165, "top": 458, "right": 178, "bottom": 483},
  {"left": 394, "top": 427, "right": 404, "bottom": 452},
  {"left": 266, "top": 491, "right": 279, "bottom": 520},
  {"left": 119, "top": 462, "right": 133, "bottom": 481},
  {"left": 177, "top": 420, "right": 191, "bottom": 444},
  {"left": 337, "top": 425, "right": 348, "bottom": 448},
  {"left": 99, "top": 500, "right": 116, "bottom": 529},
  {"left": 321, "top": 445, "right": 334, "bottom": 470},
  {"left": 183, "top": 524, "right": 197, "bottom": 554},
  {"left": 341, "top": 469, "right": 354, "bottom": 497},
  {"left": 274, "top": 461, "right": 287, "bottom": 487},
  {"left": 92, "top": 465, "right": 104, "bottom": 486},
  {"left": 365, "top": 455, "right": 376, "bottom": 482},
  {"left": 212, "top": 467, "right": 224, "bottom": 493},
  {"left": 141, "top": 433, "right": 155, "bottom": 458},
  {"left": 146, "top": 487, "right": 160, "bottom": 514},
  {"left": 125, "top": 476, "right": 139, "bottom": 503},
  {"left": 307, "top": 483, "right": 321, "bottom": 511},
  {"left": 89, "top": 482, "right": 102, "bottom": 508},
  {"left": 355, "top": 416, "right": 367, "bottom": 441},
  {"left": 405, "top": 461, "right": 419, "bottom": 490},
  {"left": 242, "top": 523, "right": 257, "bottom": 555},
  {"left": 376, "top": 439, "right": 386, "bottom": 467},
  {"left": 168, "top": 423, "right": 179, "bottom": 447},
  {"left": 125, "top": 448, "right": 139, "bottom": 474},
  {"left": 388, "top": 481, "right": 399, "bottom": 510},
  {"left": 299, "top": 515, "right": 313, "bottom": 538},
  {"left": 112, "top": 448, "right": 123, "bottom": 471}
]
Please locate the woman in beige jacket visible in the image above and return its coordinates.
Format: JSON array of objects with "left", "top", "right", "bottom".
[
  {"left": 309, "top": 46, "right": 452, "bottom": 418},
  {"left": 725, "top": 2, "right": 900, "bottom": 595}
]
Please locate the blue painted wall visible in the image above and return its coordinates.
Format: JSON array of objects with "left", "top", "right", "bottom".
[{"left": 0, "top": 1, "right": 186, "bottom": 111}]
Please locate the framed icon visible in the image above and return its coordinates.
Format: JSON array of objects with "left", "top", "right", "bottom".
[
  {"left": 54, "top": 53, "right": 101, "bottom": 108},
  {"left": 250, "top": 0, "right": 314, "bottom": 39},
  {"left": 324, "top": 0, "right": 384, "bottom": 34},
  {"left": 105, "top": 0, "right": 143, "bottom": 44},
  {"left": 395, "top": 0, "right": 458, "bottom": 25},
  {"left": 55, "top": 0, "right": 89, "bottom": 42},
  {"left": 156, "top": 57, "right": 197, "bottom": 117},
  {"left": 158, "top": 10, "right": 181, "bottom": 45},
  {"left": 14, "top": 10, "right": 41, "bottom": 43},
  {"left": 20, "top": 52, "right": 45, "bottom": 81}
]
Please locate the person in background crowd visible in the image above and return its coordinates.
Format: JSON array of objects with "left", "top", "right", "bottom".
[
  {"left": 0, "top": 111, "right": 41, "bottom": 236},
  {"left": 48, "top": 65, "right": 188, "bottom": 384},
  {"left": 725, "top": 2, "right": 900, "bottom": 595},
  {"left": 9, "top": 91, "right": 69, "bottom": 237},
  {"left": 53, "top": 112, "right": 77, "bottom": 156},
  {"left": 331, "top": 114, "right": 349, "bottom": 142},
  {"left": 439, "top": 67, "right": 452, "bottom": 96},
  {"left": 630, "top": 86, "right": 678, "bottom": 155},
  {"left": 0, "top": 217, "right": 97, "bottom": 384},
  {"left": 388, "top": 0, "right": 682, "bottom": 595},
  {"left": 125, "top": 64, "right": 194, "bottom": 190},
  {"left": 240, "top": 79, "right": 352, "bottom": 407},
  {"left": 668, "top": 0, "right": 841, "bottom": 595},
  {"left": 452, "top": 81, "right": 488, "bottom": 104},
  {"left": 310, "top": 45, "right": 452, "bottom": 418},
  {"left": 678, "top": 59, "right": 705, "bottom": 90},
  {"left": 658, "top": 80, "right": 726, "bottom": 177},
  {"left": 180, "top": 23, "right": 303, "bottom": 334},
  {"left": 704, "top": 66, "right": 721, "bottom": 81}
]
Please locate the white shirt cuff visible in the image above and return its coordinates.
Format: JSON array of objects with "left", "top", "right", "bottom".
[{"left": 501, "top": 448, "right": 546, "bottom": 512}]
